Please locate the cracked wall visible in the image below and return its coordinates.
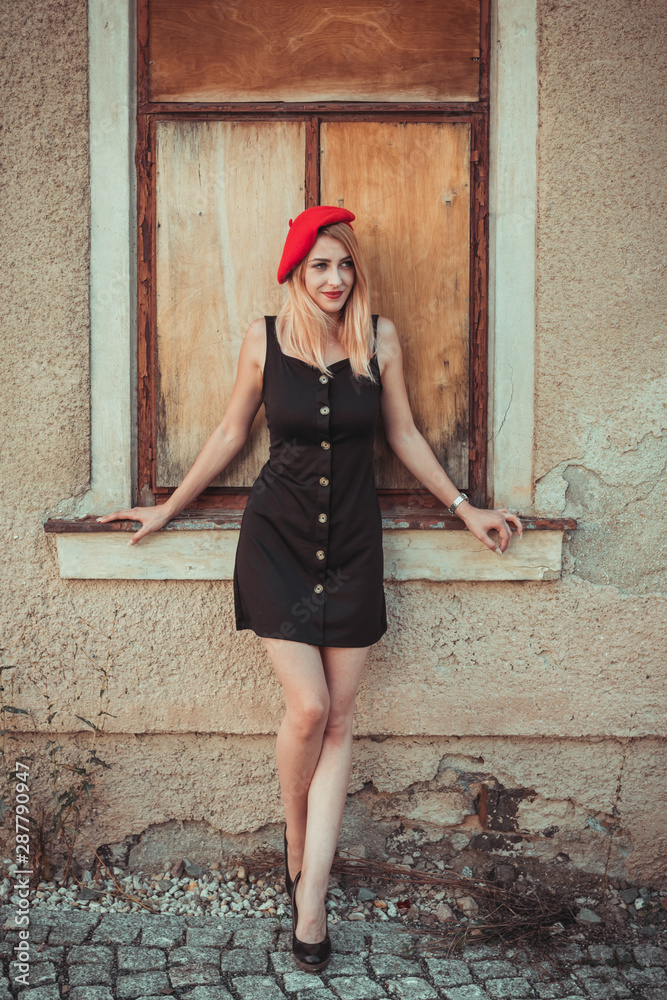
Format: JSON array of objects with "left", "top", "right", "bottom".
[
  {"left": 533, "top": 0, "right": 667, "bottom": 594},
  {"left": 3, "top": 734, "right": 658, "bottom": 885},
  {"left": 0, "top": 0, "right": 665, "bottom": 887}
]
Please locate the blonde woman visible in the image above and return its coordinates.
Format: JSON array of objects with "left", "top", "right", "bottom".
[{"left": 100, "top": 205, "right": 522, "bottom": 971}]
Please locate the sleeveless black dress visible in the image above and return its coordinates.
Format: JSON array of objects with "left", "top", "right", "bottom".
[{"left": 233, "top": 315, "right": 387, "bottom": 647}]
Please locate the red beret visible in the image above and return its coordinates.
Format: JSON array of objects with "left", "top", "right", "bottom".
[{"left": 277, "top": 205, "right": 355, "bottom": 284}]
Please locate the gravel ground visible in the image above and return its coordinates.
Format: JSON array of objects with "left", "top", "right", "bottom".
[
  {"left": 2, "top": 854, "right": 664, "bottom": 945},
  {"left": 1, "top": 853, "right": 666, "bottom": 1000}
]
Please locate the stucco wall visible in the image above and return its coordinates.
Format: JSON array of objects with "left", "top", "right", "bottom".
[
  {"left": 534, "top": 0, "right": 667, "bottom": 596},
  {"left": 1, "top": 0, "right": 665, "bottom": 886}
]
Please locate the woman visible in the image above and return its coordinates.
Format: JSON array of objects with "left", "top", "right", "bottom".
[{"left": 99, "top": 205, "right": 522, "bottom": 972}]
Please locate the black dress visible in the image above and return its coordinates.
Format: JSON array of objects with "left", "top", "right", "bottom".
[{"left": 233, "top": 314, "right": 387, "bottom": 647}]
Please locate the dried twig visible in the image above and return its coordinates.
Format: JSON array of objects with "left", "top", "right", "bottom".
[
  {"left": 72, "top": 832, "right": 160, "bottom": 913},
  {"left": 235, "top": 847, "right": 578, "bottom": 953}
]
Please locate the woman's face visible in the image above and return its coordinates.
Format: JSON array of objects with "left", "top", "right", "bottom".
[{"left": 303, "top": 234, "right": 355, "bottom": 318}]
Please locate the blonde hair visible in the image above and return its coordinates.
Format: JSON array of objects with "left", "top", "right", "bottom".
[{"left": 275, "top": 222, "right": 377, "bottom": 383}]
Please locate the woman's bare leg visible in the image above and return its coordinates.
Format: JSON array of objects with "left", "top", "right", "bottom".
[
  {"left": 293, "top": 644, "right": 371, "bottom": 941},
  {"left": 261, "top": 638, "right": 330, "bottom": 890}
]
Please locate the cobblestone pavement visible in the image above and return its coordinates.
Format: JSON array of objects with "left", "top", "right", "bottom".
[{"left": 1, "top": 905, "right": 667, "bottom": 1000}]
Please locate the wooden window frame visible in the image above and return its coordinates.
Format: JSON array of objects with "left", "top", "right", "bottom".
[
  {"left": 136, "top": 0, "right": 490, "bottom": 525},
  {"left": 44, "top": 0, "right": 576, "bottom": 574}
]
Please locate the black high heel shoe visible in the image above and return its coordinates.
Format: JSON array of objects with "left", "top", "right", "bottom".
[
  {"left": 291, "top": 870, "right": 331, "bottom": 973},
  {"left": 284, "top": 824, "right": 294, "bottom": 897}
]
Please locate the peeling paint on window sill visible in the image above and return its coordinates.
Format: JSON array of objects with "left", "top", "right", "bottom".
[{"left": 44, "top": 515, "right": 574, "bottom": 581}]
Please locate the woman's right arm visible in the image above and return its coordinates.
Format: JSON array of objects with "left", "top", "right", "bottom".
[{"left": 97, "top": 318, "right": 266, "bottom": 545}]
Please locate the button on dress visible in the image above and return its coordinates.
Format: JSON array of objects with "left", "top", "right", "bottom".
[{"left": 233, "top": 314, "right": 387, "bottom": 647}]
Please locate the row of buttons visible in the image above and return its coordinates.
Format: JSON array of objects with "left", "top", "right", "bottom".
[{"left": 314, "top": 374, "right": 331, "bottom": 594}]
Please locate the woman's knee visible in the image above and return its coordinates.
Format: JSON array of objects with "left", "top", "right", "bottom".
[
  {"left": 323, "top": 708, "right": 354, "bottom": 743},
  {"left": 286, "top": 694, "right": 330, "bottom": 737}
]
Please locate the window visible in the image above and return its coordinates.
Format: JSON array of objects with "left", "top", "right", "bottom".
[
  {"left": 137, "top": 0, "right": 490, "bottom": 515},
  {"left": 45, "top": 0, "right": 574, "bottom": 582}
]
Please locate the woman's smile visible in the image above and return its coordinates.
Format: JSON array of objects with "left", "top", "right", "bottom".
[{"left": 304, "top": 233, "right": 355, "bottom": 313}]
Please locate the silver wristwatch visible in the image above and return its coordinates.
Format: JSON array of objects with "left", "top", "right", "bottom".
[{"left": 447, "top": 492, "right": 469, "bottom": 516}]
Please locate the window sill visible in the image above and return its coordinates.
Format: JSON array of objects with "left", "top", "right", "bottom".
[{"left": 44, "top": 510, "right": 575, "bottom": 582}]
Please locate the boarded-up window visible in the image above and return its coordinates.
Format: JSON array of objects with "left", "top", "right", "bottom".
[
  {"left": 321, "top": 122, "right": 471, "bottom": 490},
  {"left": 148, "top": 0, "right": 481, "bottom": 103},
  {"left": 154, "top": 121, "right": 305, "bottom": 489},
  {"left": 137, "top": 0, "right": 489, "bottom": 513}
]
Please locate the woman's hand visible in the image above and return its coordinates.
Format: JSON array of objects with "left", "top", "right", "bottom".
[
  {"left": 456, "top": 503, "right": 522, "bottom": 555},
  {"left": 96, "top": 506, "right": 174, "bottom": 546}
]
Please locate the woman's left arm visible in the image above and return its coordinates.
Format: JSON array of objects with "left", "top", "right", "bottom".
[{"left": 377, "top": 318, "right": 522, "bottom": 555}]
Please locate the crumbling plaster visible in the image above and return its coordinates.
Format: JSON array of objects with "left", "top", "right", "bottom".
[
  {"left": 3, "top": 733, "right": 660, "bottom": 884},
  {"left": 534, "top": 0, "right": 667, "bottom": 592},
  {"left": 0, "top": 0, "right": 665, "bottom": 887}
]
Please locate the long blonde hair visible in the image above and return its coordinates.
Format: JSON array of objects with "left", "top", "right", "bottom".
[{"left": 275, "top": 222, "right": 377, "bottom": 383}]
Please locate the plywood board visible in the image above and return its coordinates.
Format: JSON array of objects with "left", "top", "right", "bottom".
[
  {"left": 155, "top": 120, "right": 304, "bottom": 487},
  {"left": 321, "top": 121, "right": 471, "bottom": 490},
  {"left": 148, "top": 0, "right": 481, "bottom": 103}
]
